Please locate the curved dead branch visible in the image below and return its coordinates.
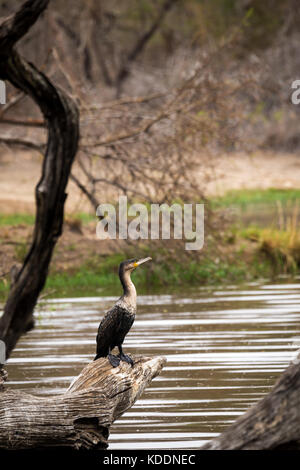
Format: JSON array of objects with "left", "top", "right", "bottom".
[{"left": 0, "top": 0, "right": 79, "bottom": 358}]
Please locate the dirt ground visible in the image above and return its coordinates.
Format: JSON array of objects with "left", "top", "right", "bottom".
[
  {"left": 0, "top": 149, "right": 299, "bottom": 215},
  {"left": 0, "top": 219, "right": 131, "bottom": 278},
  {"left": 0, "top": 149, "right": 89, "bottom": 215},
  {"left": 205, "top": 151, "right": 300, "bottom": 196},
  {"left": 0, "top": 148, "right": 128, "bottom": 275}
]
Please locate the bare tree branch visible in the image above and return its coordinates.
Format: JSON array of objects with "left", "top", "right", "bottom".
[
  {"left": 0, "top": 117, "right": 45, "bottom": 127},
  {"left": 70, "top": 173, "right": 99, "bottom": 209},
  {"left": 0, "top": 91, "right": 25, "bottom": 118},
  {"left": 0, "top": 0, "right": 79, "bottom": 358},
  {"left": 0, "top": 136, "right": 44, "bottom": 152},
  {"left": 0, "top": 0, "right": 49, "bottom": 53},
  {"left": 115, "top": 0, "right": 179, "bottom": 94}
]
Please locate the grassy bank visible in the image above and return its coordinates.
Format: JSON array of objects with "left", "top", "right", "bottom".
[
  {"left": 45, "top": 255, "right": 272, "bottom": 296},
  {"left": 0, "top": 188, "right": 299, "bottom": 300},
  {"left": 0, "top": 251, "right": 275, "bottom": 301},
  {"left": 212, "top": 188, "right": 300, "bottom": 208}
]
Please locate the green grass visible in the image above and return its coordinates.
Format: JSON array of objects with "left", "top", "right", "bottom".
[
  {"left": 0, "top": 279, "right": 9, "bottom": 300},
  {"left": 0, "top": 188, "right": 299, "bottom": 300},
  {"left": 66, "top": 212, "right": 96, "bottom": 224},
  {"left": 0, "top": 212, "right": 97, "bottom": 227},
  {"left": 0, "top": 251, "right": 275, "bottom": 302},
  {"left": 238, "top": 226, "right": 300, "bottom": 274},
  {"left": 212, "top": 188, "right": 300, "bottom": 209},
  {"left": 0, "top": 213, "right": 35, "bottom": 226},
  {"left": 0, "top": 189, "right": 298, "bottom": 227}
]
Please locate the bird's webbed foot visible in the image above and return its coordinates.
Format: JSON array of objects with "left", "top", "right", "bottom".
[
  {"left": 108, "top": 353, "right": 120, "bottom": 368},
  {"left": 119, "top": 353, "right": 134, "bottom": 367}
]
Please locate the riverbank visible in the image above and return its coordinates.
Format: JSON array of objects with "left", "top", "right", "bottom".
[{"left": 0, "top": 188, "right": 299, "bottom": 300}]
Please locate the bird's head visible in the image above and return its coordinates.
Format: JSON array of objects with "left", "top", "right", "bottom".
[{"left": 119, "top": 257, "right": 152, "bottom": 275}]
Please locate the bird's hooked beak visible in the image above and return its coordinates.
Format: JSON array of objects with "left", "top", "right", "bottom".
[{"left": 134, "top": 257, "right": 152, "bottom": 268}]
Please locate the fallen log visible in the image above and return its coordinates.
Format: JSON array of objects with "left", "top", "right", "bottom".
[{"left": 0, "top": 355, "right": 166, "bottom": 450}]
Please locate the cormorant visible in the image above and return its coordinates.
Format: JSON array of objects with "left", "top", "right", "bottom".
[{"left": 94, "top": 257, "right": 152, "bottom": 367}]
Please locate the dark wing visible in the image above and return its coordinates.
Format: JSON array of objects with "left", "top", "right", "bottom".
[
  {"left": 95, "top": 305, "right": 135, "bottom": 359},
  {"left": 115, "top": 309, "right": 135, "bottom": 347},
  {"left": 95, "top": 305, "right": 123, "bottom": 358}
]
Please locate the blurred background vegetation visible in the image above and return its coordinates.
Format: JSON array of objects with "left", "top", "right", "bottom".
[{"left": 0, "top": 0, "right": 300, "bottom": 297}]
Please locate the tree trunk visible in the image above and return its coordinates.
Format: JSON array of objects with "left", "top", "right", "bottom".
[
  {"left": 201, "top": 353, "right": 300, "bottom": 450},
  {"left": 0, "top": 356, "right": 166, "bottom": 450},
  {"left": 0, "top": 0, "right": 79, "bottom": 358},
  {"left": 0, "top": 4, "right": 166, "bottom": 453}
]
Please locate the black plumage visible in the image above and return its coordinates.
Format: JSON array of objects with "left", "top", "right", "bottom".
[
  {"left": 94, "top": 257, "right": 151, "bottom": 367},
  {"left": 95, "top": 305, "right": 135, "bottom": 364}
]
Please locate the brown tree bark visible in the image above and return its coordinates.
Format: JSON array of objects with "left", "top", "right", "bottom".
[
  {"left": 0, "top": 4, "right": 166, "bottom": 453},
  {"left": 0, "top": 0, "right": 79, "bottom": 358}
]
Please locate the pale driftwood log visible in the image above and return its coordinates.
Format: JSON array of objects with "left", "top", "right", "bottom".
[
  {"left": 0, "top": 355, "right": 166, "bottom": 450},
  {"left": 201, "top": 353, "right": 300, "bottom": 450},
  {"left": 0, "top": 368, "right": 8, "bottom": 392}
]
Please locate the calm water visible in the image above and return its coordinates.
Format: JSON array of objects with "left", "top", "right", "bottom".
[{"left": 4, "top": 281, "right": 300, "bottom": 449}]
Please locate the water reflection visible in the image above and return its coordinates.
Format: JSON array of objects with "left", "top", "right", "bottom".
[{"left": 4, "top": 282, "right": 300, "bottom": 449}]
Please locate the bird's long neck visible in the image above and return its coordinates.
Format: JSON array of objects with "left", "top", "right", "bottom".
[{"left": 119, "top": 270, "right": 136, "bottom": 309}]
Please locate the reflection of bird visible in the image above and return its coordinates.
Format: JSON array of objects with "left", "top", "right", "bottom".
[{"left": 94, "top": 257, "right": 152, "bottom": 367}]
